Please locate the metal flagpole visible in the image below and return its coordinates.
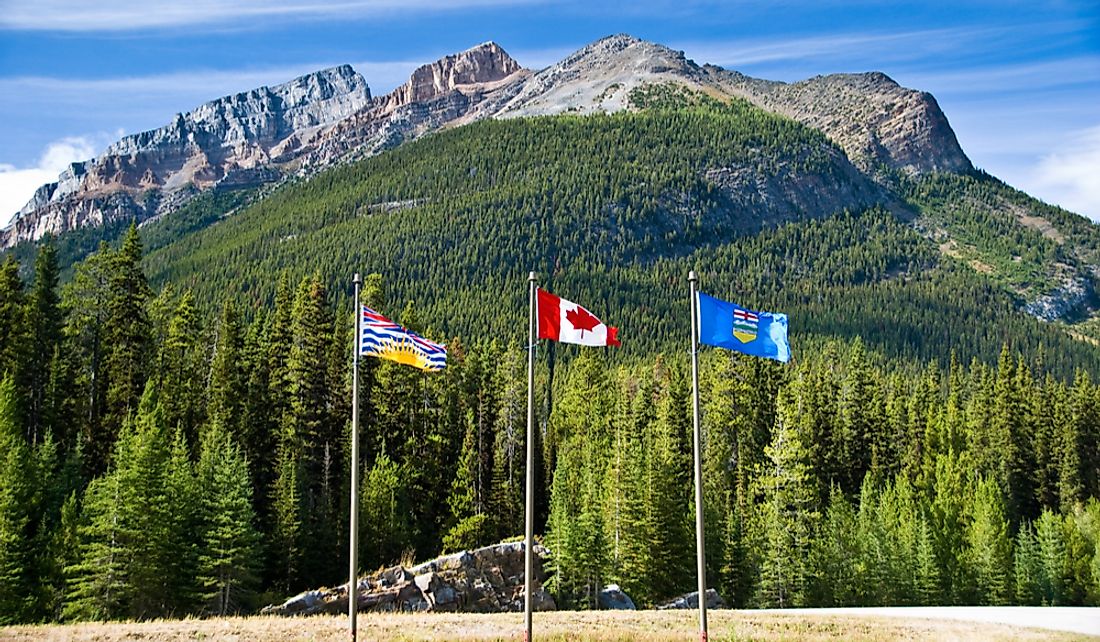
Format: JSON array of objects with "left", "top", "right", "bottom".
[
  {"left": 524, "top": 271, "right": 537, "bottom": 642},
  {"left": 349, "top": 273, "right": 362, "bottom": 641},
  {"left": 688, "top": 270, "right": 708, "bottom": 642}
]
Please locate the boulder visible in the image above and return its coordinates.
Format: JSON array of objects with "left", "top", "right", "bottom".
[
  {"left": 262, "top": 541, "right": 556, "bottom": 616},
  {"left": 598, "top": 584, "right": 636, "bottom": 610},
  {"left": 655, "top": 588, "right": 725, "bottom": 610}
]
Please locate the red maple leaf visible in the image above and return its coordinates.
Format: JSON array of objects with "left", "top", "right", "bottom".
[{"left": 565, "top": 306, "right": 601, "bottom": 337}]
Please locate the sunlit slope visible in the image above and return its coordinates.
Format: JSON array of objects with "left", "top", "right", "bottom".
[{"left": 142, "top": 96, "right": 1100, "bottom": 374}]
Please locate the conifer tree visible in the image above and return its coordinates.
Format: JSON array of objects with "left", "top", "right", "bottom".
[
  {"left": 915, "top": 517, "right": 942, "bottom": 605},
  {"left": 442, "top": 410, "right": 489, "bottom": 552},
  {"left": 854, "top": 477, "right": 891, "bottom": 605},
  {"left": 196, "top": 428, "right": 261, "bottom": 615},
  {"left": 240, "top": 312, "right": 277, "bottom": 521},
  {"left": 809, "top": 487, "right": 859, "bottom": 606},
  {"left": 837, "top": 340, "right": 879, "bottom": 494},
  {"left": 756, "top": 383, "right": 817, "bottom": 607},
  {"left": 104, "top": 223, "right": 152, "bottom": 437},
  {"left": 360, "top": 451, "right": 411, "bottom": 569},
  {"left": 0, "top": 256, "right": 27, "bottom": 385},
  {"left": 270, "top": 439, "right": 303, "bottom": 593},
  {"left": 60, "top": 245, "right": 113, "bottom": 475},
  {"left": 990, "top": 347, "right": 1037, "bottom": 524},
  {"left": 159, "top": 290, "right": 206, "bottom": 445},
  {"left": 607, "top": 386, "right": 649, "bottom": 601},
  {"left": 286, "top": 275, "right": 339, "bottom": 584},
  {"left": 162, "top": 427, "right": 200, "bottom": 612},
  {"left": 207, "top": 303, "right": 246, "bottom": 440},
  {"left": 1060, "top": 371, "right": 1098, "bottom": 508},
  {"left": 1014, "top": 521, "right": 1043, "bottom": 605},
  {"left": 1032, "top": 373, "right": 1063, "bottom": 510},
  {"left": 545, "top": 435, "right": 609, "bottom": 609},
  {"left": 966, "top": 476, "right": 1012, "bottom": 604},
  {"left": 1036, "top": 509, "right": 1068, "bottom": 604},
  {"left": 25, "top": 242, "right": 63, "bottom": 445},
  {"left": 0, "top": 377, "right": 35, "bottom": 623},
  {"left": 929, "top": 452, "right": 973, "bottom": 603},
  {"left": 488, "top": 344, "right": 524, "bottom": 540},
  {"left": 645, "top": 379, "right": 693, "bottom": 601},
  {"left": 64, "top": 471, "right": 128, "bottom": 621}
]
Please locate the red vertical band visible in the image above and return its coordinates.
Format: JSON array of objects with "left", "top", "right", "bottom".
[
  {"left": 606, "top": 326, "right": 620, "bottom": 347},
  {"left": 536, "top": 288, "right": 560, "bottom": 341}
]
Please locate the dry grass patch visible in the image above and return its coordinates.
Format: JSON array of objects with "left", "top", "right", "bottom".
[{"left": 1, "top": 610, "right": 1092, "bottom": 642}]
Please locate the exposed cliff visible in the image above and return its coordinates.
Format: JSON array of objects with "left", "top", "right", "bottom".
[{"left": 2, "top": 65, "right": 371, "bottom": 247}]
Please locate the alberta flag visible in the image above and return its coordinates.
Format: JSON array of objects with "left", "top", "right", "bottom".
[
  {"left": 697, "top": 292, "right": 790, "bottom": 363},
  {"left": 537, "top": 288, "right": 620, "bottom": 347},
  {"left": 359, "top": 305, "right": 447, "bottom": 371}
]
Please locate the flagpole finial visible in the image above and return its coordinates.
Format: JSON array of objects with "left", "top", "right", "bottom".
[
  {"left": 353, "top": 273, "right": 361, "bottom": 285},
  {"left": 689, "top": 270, "right": 697, "bottom": 283},
  {"left": 529, "top": 271, "right": 536, "bottom": 282}
]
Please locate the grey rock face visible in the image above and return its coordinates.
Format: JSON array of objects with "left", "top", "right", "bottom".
[
  {"left": 702, "top": 144, "right": 890, "bottom": 232},
  {"left": 655, "top": 588, "right": 725, "bottom": 610},
  {"left": 104, "top": 65, "right": 370, "bottom": 158},
  {"left": 385, "top": 41, "right": 522, "bottom": 110},
  {"left": 2, "top": 66, "right": 370, "bottom": 248},
  {"left": 1024, "top": 277, "right": 1093, "bottom": 321},
  {"left": 707, "top": 68, "right": 973, "bottom": 175}
]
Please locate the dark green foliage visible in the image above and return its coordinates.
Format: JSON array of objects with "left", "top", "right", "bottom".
[
  {"left": 25, "top": 242, "right": 62, "bottom": 444},
  {"left": 0, "top": 377, "right": 36, "bottom": 623},
  {"left": 5, "top": 189, "right": 253, "bottom": 283},
  {"left": 79, "top": 101, "right": 1093, "bottom": 380},
  {"left": 196, "top": 428, "right": 261, "bottom": 616},
  {"left": 104, "top": 225, "right": 153, "bottom": 435},
  {"left": 904, "top": 171, "right": 1100, "bottom": 299},
  {"left": 359, "top": 451, "right": 411, "bottom": 570},
  {"left": 3, "top": 101, "right": 1100, "bottom": 625}
]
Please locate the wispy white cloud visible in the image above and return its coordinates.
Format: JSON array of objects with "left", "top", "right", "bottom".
[
  {"left": 0, "top": 57, "right": 433, "bottom": 169},
  {"left": 0, "top": 135, "right": 116, "bottom": 227},
  {"left": 895, "top": 56, "right": 1100, "bottom": 96},
  {"left": 1025, "top": 125, "right": 1100, "bottom": 222},
  {"left": 0, "top": 0, "right": 543, "bottom": 32},
  {"left": 507, "top": 45, "right": 579, "bottom": 70},
  {"left": 0, "top": 60, "right": 422, "bottom": 101},
  {"left": 673, "top": 26, "right": 1006, "bottom": 71}
]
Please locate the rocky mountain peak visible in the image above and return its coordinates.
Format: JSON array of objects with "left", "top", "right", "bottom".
[
  {"left": 104, "top": 65, "right": 370, "bottom": 159},
  {"left": 4, "top": 34, "right": 976, "bottom": 251},
  {"left": 707, "top": 67, "right": 972, "bottom": 175},
  {"left": 553, "top": 33, "right": 698, "bottom": 78},
  {"left": 385, "top": 41, "right": 523, "bottom": 110},
  {"left": 492, "top": 34, "right": 702, "bottom": 118}
]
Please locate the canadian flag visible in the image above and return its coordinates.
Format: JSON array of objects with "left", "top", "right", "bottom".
[{"left": 537, "top": 288, "right": 620, "bottom": 347}]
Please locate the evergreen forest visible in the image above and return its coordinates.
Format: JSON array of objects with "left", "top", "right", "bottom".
[{"left": 1, "top": 96, "right": 1099, "bottom": 623}]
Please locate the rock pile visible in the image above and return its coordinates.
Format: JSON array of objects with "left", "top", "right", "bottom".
[
  {"left": 261, "top": 541, "right": 556, "bottom": 616},
  {"left": 656, "top": 588, "right": 725, "bottom": 610}
]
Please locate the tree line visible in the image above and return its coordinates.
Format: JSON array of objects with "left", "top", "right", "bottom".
[{"left": 1, "top": 228, "right": 1098, "bottom": 625}]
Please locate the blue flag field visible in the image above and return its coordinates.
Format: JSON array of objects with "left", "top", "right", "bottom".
[{"left": 697, "top": 292, "right": 791, "bottom": 363}]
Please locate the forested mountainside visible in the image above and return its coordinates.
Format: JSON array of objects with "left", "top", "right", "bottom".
[
  {"left": 118, "top": 87, "right": 1095, "bottom": 376},
  {"left": 1, "top": 82, "right": 1099, "bottom": 625},
  {"left": 7, "top": 35, "right": 1099, "bottom": 333}
]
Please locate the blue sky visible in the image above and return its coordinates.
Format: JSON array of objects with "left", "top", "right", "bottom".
[{"left": 1, "top": 0, "right": 1098, "bottom": 223}]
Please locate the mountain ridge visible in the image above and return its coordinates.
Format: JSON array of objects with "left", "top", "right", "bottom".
[
  {"left": 2, "top": 35, "right": 971, "bottom": 248},
  {"left": 7, "top": 34, "right": 1099, "bottom": 329}
]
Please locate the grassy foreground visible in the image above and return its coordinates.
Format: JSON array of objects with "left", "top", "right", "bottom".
[{"left": 2, "top": 610, "right": 1094, "bottom": 642}]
